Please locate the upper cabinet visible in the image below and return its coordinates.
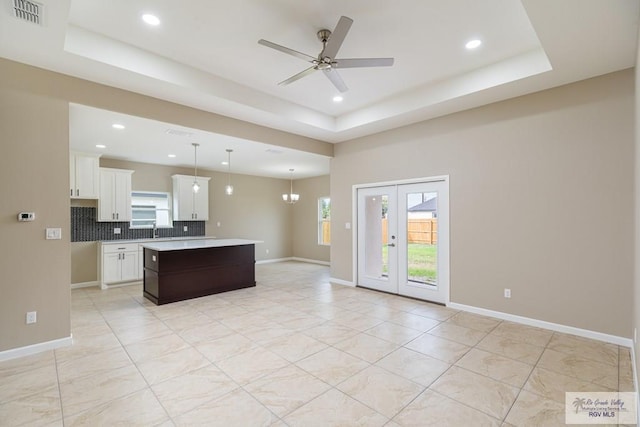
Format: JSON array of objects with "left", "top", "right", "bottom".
[
  {"left": 70, "top": 151, "right": 100, "bottom": 199},
  {"left": 172, "top": 174, "right": 210, "bottom": 221},
  {"left": 98, "top": 168, "right": 134, "bottom": 222}
]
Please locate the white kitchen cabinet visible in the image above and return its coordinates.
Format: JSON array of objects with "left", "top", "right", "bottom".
[
  {"left": 70, "top": 151, "right": 100, "bottom": 199},
  {"left": 172, "top": 174, "right": 210, "bottom": 221},
  {"left": 99, "top": 168, "right": 134, "bottom": 222},
  {"left": 100, "top": 243, "right": 140, "bottom": 288}
]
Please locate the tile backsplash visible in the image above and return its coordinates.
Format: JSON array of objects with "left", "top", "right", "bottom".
[{"left": 71, "top": 207, "right": 205, "bottom": 242}]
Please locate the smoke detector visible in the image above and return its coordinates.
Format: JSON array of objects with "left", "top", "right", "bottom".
[{"left": 12, "top": 0, "right": 43, "bottom": 25}]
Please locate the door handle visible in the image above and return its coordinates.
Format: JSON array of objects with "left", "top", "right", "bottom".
[{"left": 387, "top": 243, "right": 396, "bottom": 247}]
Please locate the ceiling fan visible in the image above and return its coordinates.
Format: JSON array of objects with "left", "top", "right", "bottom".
[{"left": 258, "top": 16, "right": 394, "bottom": 93}]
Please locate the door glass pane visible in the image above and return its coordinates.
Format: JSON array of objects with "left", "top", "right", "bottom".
[
  {"left": 364, "top": 194, "right": 389, "bottom": 279},
  {"left": 406, "top": 192, "right": 437, "bottom": 285}
]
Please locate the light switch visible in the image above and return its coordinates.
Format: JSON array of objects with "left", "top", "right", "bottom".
[
  {"left": 345, "top": 222, "right": 351, "bottom": 230},
  {"left": 45, "top": 228, "right": 62, "bottom": 240},
  {"left": 114, "top": 228, "right": 121, "bottom": 234}
]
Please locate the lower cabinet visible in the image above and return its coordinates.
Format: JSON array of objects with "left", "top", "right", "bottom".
[{"left": 100, "top": 243, "right": 140, "bottom": 288}]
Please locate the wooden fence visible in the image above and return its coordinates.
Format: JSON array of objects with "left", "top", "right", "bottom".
[
  {"left": 321, "top": 221, "right": 331, "bottom": 245},
  {"left": 321, "top": 219, "right": 436, "bottom": 245},
  {"left": 382, "top": 218, "right": 438, "bottom": 244}
]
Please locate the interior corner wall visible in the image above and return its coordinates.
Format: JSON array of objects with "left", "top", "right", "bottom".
[
  {"left": 291, "top": 175, "right": 331, "bottom": 263},
  {"left": 331, "top": 69, "right": 634, "bottom": 338},
  {"left": 0, "top": 66, "right": 71, "bottom": 351}
]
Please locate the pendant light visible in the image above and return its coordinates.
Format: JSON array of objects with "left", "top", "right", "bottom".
[
  {"left": 225, "top": 149, "right": 234, "bottom": 196},
  {"left": 191, "top": 143, "right": 200, "bottom": 193},
  {"left": 282, "top": 168, "right": 300, "bottom": 204}
]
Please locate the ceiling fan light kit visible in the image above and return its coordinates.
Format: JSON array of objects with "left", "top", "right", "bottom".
[{"left": 258, "top": 16, "right": 394, "bottom": 93}]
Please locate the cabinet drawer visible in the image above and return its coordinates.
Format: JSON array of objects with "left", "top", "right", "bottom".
[{"left": 103, "top": 243, "right": 139, "bottom": 253}]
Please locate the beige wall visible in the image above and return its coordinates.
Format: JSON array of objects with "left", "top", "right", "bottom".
[
  {"left": 0, "top": 68, "right": 71, "bottom": 351},
  {"left": 0, "top": 57, "right": 331, "bottom": 353},
  {"left": 331, "top": 70, "right": 634, "bottom": 337},
  {"left": 292, "top": 175, "right": 331, "bottom": 263}
]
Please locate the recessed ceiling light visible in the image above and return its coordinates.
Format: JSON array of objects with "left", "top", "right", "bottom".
[
  {"left": 465, "top": 39, "right": 482, "bottom": 50},
  {"left": 112, "top": 123, "right": 125, "bottom": 130},
  {"left": 168, "top": 154, "right": 176, "bottom": 158},
  {"left": 95, "top": 144, "right": 106, "bottom": 149},
  {"left": 333, "top": 95, "right": 343, "bottom": 103},
  {"left": 221, "top": 161, "right": 229, "bottom": 165},
  {"left": 142, "top": 14, "right": 160, "bottom": 26}
]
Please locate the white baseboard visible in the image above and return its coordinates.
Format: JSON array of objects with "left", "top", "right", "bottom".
[
  {"left": 256, "top": 257, "right": 293, "bottom": 265},
  {"left": 291, "top": 257, "right": 330, "bottom": 266},
  {"left": 0, "top": 335, "right": 73, "bottom": 362},
  {"left": 448, "top": 302, "right": 632, "bottom": 347},
  {"left": 631, "top": 345, "right": 639, "bottom": 422},
  {"left": 330, "top": 277, "right": 355, "bottom": 287},
  {"left": 71, "top": 281, "right": 99, "bottom": 289},
  {"left": 101, "top": 280, "right": 142, "bottom": 290}
]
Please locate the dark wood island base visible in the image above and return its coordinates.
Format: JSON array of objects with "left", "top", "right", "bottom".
[{"left": 142, "top": 240, "right": 257, "bottom": 305}]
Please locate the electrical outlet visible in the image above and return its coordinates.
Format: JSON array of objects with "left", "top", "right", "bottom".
[
  {"left": 183, "top": 226, "right": 188, "bottom": 232},
  {"left": 114, "top": 228, "right": 121, "bottom": 234},
  {"left": 504, "top": 288, "right": 511, "bottom": 298},
  {"left": 26, "top": 311, "right": 37, "bottom": 324}
]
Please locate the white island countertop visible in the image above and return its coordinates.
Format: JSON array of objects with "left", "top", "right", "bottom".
[{"left": 141, "top": 238, "right": 263, "bottom": 252}]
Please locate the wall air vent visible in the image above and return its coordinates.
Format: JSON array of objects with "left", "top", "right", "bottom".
[{"left": 12, "top": 0, "right": 43, "bottom": 25}]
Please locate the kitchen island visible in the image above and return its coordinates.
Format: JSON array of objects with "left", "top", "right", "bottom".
[{"left": 141, "top": 239, "right": 261, "bottom": 305}]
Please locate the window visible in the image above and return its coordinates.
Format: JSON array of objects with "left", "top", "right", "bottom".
[
  {"left": 131, "top": 191, "right": 172, "bottom": 228},
  {"left": 318, "top": 197, "right": 331, "bottom": 245}
]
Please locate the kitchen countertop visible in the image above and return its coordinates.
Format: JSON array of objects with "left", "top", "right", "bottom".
[
  {"left": 100, "top": 236, "right": 216, "bottom": 245},
  {"left": 141, "top": 238, "right": 263, "bottom": 251}
]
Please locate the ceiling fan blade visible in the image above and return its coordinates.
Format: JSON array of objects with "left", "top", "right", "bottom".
[
  {"left": 279, "top": 66, "right": 317, "bottom": 86},
  {"left": 323, "top": 69, "right": 348, "bottom": 93},
  {"left": 323, "top": 16, "right": 353, "bottom": 59},
  {"left": 258, "top": 39, "right": 316, "bottom": 62},
  {"left": 333, "top": 58, "right": 394, "bottom": 68}
]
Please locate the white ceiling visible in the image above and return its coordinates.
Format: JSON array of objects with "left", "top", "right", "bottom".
[
  {"left": 0, "top": 0, "right": 638, "bottom": 177},
  {"left": 69, "top": 104, "right": 330, "bottom": 179}
]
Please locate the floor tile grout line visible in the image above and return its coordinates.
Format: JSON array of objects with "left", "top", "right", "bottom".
[{"left": 52, "top": 346, "right": 66, "bottom": 426}]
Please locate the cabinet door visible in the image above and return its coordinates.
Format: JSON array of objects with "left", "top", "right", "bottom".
[
  {"left": 114, "top": 171, "right": 132, "bottom": 221},
  {"left": 103, "top": 252, "right": 121, "bottom": 284},
  {"left": 174, "top": 176, "right": 195, "bottom": 220},
  {"left": 98, "top": 170, "right": 116, "bottom": 221},
  {"left": 75, "top": 155, "right": 99, "bottom": 198},
  {"left": 193, "top": 179, "right": 209, "bottom": 220},
  {"left": 69, "top": 154, "right": 76, "bottom": 197},
  {"left": 120, "top": 251, "right": 139, "bottom": 282}
]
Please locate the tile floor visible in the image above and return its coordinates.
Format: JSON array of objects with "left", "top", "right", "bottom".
[{"left": 0, "top": 261, "right": 635, "bottom": 426}]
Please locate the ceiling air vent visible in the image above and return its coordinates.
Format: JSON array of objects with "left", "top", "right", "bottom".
[
  {"left": 12, "top": 0, "right": 43, "bottom": 25},
  {"left": 165, "top": 129, "right": 195, "bottom": 138}
]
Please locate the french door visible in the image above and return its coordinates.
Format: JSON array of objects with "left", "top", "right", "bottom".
[{"left": 357, "top": 179, "right": 449, "bottom": 304}]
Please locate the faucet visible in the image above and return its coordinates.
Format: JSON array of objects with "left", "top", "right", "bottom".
[{"left": 152, "top": 222, "right": 159, "bottom": 238}]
